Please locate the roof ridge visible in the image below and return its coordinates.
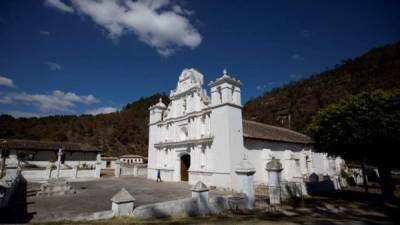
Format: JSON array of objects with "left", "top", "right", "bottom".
[
  {"left": 2, "top": 138, "right": 92, "bottom": 146},
  {"left": 243, "top": 120, "right": 309, "bottom": 138}
]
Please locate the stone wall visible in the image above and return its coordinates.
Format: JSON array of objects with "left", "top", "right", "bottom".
[
  {"left": 21, "top": 169, "right": 96, "bottom": 181},
  {"left": 120, "top": 164, "right": 147, "bottom": 177}
]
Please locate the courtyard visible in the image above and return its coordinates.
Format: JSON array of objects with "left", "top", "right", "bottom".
[
  {"left": 0, "top": 176, "right": 227, "bottom": 223},
  {"left": 31, "top": 188, "right": 400, "bottom": 225}
]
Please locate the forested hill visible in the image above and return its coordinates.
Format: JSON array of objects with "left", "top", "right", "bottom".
[
  {"left": 1, "top": 42, "right": 399, "bottom": 156},
  {"left": 0, "top": 94, "right": 170, "bottom": 157},
  {"left": 243, "top": 42, "right": 400, "bottom": 133}
]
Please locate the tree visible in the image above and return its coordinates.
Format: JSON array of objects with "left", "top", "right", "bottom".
[{"left": 308, "top": 90, "right": 400, "bottom": 200}]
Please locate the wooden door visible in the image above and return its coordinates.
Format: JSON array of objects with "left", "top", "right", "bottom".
[{"left": 180, "top": 154, "right": 190, "bottom": 181}]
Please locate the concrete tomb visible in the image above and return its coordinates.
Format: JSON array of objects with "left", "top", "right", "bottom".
[
  {"left": 111, "top": 188, "right": 136, "bottom": 216},
  {"left": 36, "top": 178, "right": 75, "bottom": 197}
]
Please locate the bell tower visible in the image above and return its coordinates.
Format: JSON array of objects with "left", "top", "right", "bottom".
[
  {"left": 209, "top": 69, "right": 241, "bottom": 107},
  {"left": 147, "top": 98, "right": 166, "bottom": 181},
  {"left": 208, "top": 69, "right": 244, "bottom": 187},
  {"left": 149, "top": 98, "right": 167, "bottom": 124}
]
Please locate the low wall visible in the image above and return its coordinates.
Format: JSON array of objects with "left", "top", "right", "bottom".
[
  {"left": 77, "top": 170, "right": 95, "bottom": 178},
  {"left": 22, "top": 169, "right": 96, "bottom": 181},
  {"left": 120, "top": 164, "right": 147, "bottom": 177},
  {"left": 137, "top": 167, "right": 147, "bottom": 177},
  {"left": 133, "top": 193, "right": 249, "bottom": 219},
  {"left": 21, "top": 170, "right": 47, "bottom": 180},
  {"left": 24, "top": 161, "right": 97, "bottom": 168},
  {"left": 121, "top": 167, "right": 135, "bottom": 176}
]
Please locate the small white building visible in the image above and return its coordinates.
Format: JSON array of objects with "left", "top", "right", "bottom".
[
  {"left": 120, "top": 155, "right": 144, "bottom": 164},
  {"left": 0, "top": 139, "right": 101, "bottom": 168},
  {"left": 147, "top": 68, "right": 344, "bottom": 191}
]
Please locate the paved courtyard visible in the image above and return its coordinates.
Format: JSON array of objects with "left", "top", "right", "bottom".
[{"left": 9, "top": 176, "right": 228, "bottom": 223}]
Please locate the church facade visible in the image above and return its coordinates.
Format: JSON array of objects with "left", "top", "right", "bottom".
[{"left": 147, "top": 68, "right": 343, "bottom": 191}]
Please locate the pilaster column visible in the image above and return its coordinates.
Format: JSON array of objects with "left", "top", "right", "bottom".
[
  {"left": 235, "top": 156, "right": 256, "bottom": 209},
  {"left": 266, "top": 157, "right": 283, "bottom": 205}
]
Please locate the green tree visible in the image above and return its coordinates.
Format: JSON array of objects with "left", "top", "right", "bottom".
[{"left": 308, "top": 90, "right": 400, "bottom": 200}]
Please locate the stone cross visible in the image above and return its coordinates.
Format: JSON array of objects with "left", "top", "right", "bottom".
[{"left": 56, "top": 148, "right": 63, "bottom": 179}]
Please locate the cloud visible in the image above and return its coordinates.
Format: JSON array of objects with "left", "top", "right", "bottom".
[
  {"left": 46, "top": 0, "right": 202, "bottom": 56},
  {"left": 0, "top": 110, "right": 40, "bottom": 118},
  {"left": 0, "top": 94, "right": 13, "bottom": 104},
  {"left": 289, "top": 73, "right": 303, "bottom": 79},
  {"left": 256, "top": 85, "right": 267, "bottom": 91},
  {"left": 256, "top": 82, "right": 281, "bottom": 91},
  {"left": 301, "top": 29, "right": 312, "bottom": 38},
  {"left": 84, "top": 106, "right": 117, "bottom": 115},
  {"left": 0, "top": 75, "right": 15, "bottom": 87},
  {"left": 172, "top": 5, "right": 194, "bottom": 16},
  {"left": 0, "top": 90, "right": 99, "bottom": 112},
  {"left": 291, "top": 54, "right": 303, "bottom": 61},
  {"left": 40, "top": 30, "right": 51, "bottom": 36},
  {"left": 44, "top": 0, "right": 75, "bottom": 14},
  {"left": 46, "top": 61, "right": 62, "bottom": 71}
]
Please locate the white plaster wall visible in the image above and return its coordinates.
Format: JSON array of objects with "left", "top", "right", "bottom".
[
  {"left": 26, "top": 160, "right": 97, "bottom": 168},
  {"left": 50, "top": 169, "right": 73, "bottom": 178},
  {"left": 147, "top": 124, "right": 160, "bottom": 180},
  {"left": 244, "top": 139, "right": 311, "bottom": 184},
  {"left": 311, "top": 152, "right": 329, "bottom": 175},
  {"left": 208, "top": 105, "right": 245, "bottom": 190},
  {"left": 137, "top": 167, "right": 147, "bottom": 177},
  {"left": 22, "top": 170, "right": 47, "bottom": 180},
  {"left": 77, "top": 170, "right": 95, "bottom": 178},
  {"left": 22, "top": 169, "right": 96, "bottom": 181}
]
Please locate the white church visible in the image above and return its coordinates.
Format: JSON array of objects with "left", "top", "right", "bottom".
[{"left": 147, "top": 68, "right": 344, "bottom": 191}]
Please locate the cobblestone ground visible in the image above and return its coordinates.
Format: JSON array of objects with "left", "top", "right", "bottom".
[{"left": 1, "top": 176, "right": 228, "bottom": 223}]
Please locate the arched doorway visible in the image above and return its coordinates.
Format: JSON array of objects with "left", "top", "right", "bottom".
[{"left": 180, "top": 154, "right": 190, "bottom": 181}]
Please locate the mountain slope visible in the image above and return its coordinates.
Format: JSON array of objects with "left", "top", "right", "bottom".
[
  {"left": 1, "top": 42, "right": 399, "bottom": 155},
  {"left": 0, "top": 93, "right": 169, "bottom": 156},
  {"left": 243, "top": 42, "right": 400, "bottom": 133}
]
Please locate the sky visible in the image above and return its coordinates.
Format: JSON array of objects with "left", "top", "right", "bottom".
[{"left": 0, "top": 0, "right": 400, "bottom": 118}]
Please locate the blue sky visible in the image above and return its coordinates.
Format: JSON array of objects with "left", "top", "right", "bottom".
[{"left": 1, "top": 0, "right": 399, "bottom": 117}]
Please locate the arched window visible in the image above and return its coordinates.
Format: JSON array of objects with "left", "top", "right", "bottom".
[
  {"left": 183, "top": 98, "right": 187, "bottom": 114},
  {"left": 200, "top": 115, "right": 206, "bottom": 136},
  {"left": 179, "top": 126, "right": 189, "bottom": 141},
  {"left": 217, "top": 86, "right": 222, "bottom": 103}
]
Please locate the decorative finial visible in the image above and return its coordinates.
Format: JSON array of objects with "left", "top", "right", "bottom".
[
  {"left": 223, "top": 68, "right": 227, "bottom": 75},
  {"left": 243, "top": 153, "right": 247, "bottom": 160},
  {"left": 159, "top": 98, "right": 162, "bottom": 103}
]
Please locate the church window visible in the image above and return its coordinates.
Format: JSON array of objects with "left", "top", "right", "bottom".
[
  {"left": 200, "top": 145, "right": 206, "bottom": 168},
  {"left": 179, "top": 126, "right": 189, "bottom": 141},
  {"left": 164, "top": 149, "right": 168, "bottom": 167},
  {"left": 200, "top": 116, "right": 206, "bottom": 136},
  {"left": 231, "top": 85, "right": 235, "bottom": 102},
  {"left": 183, "top": 99, "right": 187, "bottom": 114},
  {"left": 217, "top": 86, "right": 222, "bottom": 103}
]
